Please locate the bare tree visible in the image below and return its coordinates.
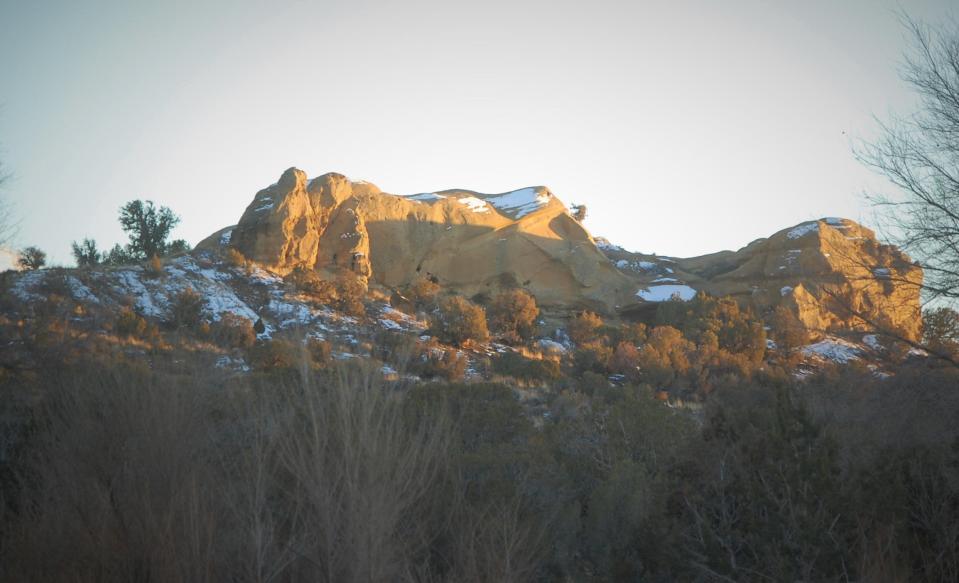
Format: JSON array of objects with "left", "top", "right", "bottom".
[
  {"left": 270, "top": 361, "right": 454, "bottom": 582},
  {"left": 17, "top": 245, "right": 46, "bottom": 270},
  {"left": 855, "top": 14, "right": 959, "bottom": 306},
  {"left": 0, "top": 159, "right": 17, "bottom": 247}
]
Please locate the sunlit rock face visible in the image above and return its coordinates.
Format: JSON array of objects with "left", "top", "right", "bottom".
[
  {"left": 201, "top": 169, "right": 922, "bottom": 340},
  {"left": 606, "top": 218, "right": 923, "bottom": 341},
  {"left": 200, "top": 167, "right": 635, "bottom": 311}
]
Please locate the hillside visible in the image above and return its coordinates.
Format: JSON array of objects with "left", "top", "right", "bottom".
[
  {"left": 198, "top": 167, "right": 922, "bottom": 340},
  {"left": 0, "top": 167, "right": 929, "bottom": 391},
  {"left": 198, "top": 168, "right": 633, "bottom": 314},
  {"left": 1, "top": 169, "right": 953, "bottom": 583}
]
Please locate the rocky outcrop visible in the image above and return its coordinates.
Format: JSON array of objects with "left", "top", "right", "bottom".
[
  {"left": 603, "top": 218, "right": 923, "bottom": 341},
  {"left": 199, "top": 169, "right": 922, "bottom": 340},
  {"left": 199, "top": 168, "right": 636, "bottom": 311}
]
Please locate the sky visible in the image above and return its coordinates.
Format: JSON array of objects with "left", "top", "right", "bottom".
[{"left": 0, "top": 0, "right": 955, "bottom": 265}]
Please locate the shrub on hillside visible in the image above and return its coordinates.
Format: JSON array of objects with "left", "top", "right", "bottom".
[
  {"left": 104, "top": 243, "right": 136, "bottom": 266},
  {"left": 493, "top": 351, "right": 560, "bottom": 384},
  {"left": 225, "top": 248, "right": 247, "bottom": 268},
  {"left": 115, "top": 306, "right": 148, "bottom": 338},
  {"left": 17, "top": 246, "right": 46, "bottom": 271},
  {"left": 406, "top": 277, "right": 441, "bottom": 309},
  {"left": 249, "top": 339, "right": 301, "bottom": 372},
  {"left": 118, "top": 199, "right": 180, "bottom": 260},
  {"left": 211, "top": 313, "right": 256, "bottom": 349},
  {"left": 768, "top": 305, "right": 811, "bottom": 353},
  {"left": 170, "top": 289, "right": 205, "bottom": 330},
  {"left": 608, "top": 321, "right": 648, "bottom": 346},
  {"left": 573, "top": 340, "right": 613, "bottom": 376},
  {"left": 285, "top": 267, "right": 366, "bottom": 317},
  {"left": 609, "top": 341, "right": 642, "bottom": 382},
  {"left": 657, "top": 293, "right": 766, "bottom": 362},
  {"left": 488, "top": 289, "right": 539, "bottom": 344},
  {"left": 636, "top": 325, "right": 694, "bottom": 387},
  {"left": 286, "top": 267, "right": 336, "bottom": 299},
  {"left": 568, "top": 311, "right": 604, "bottom": 345},
  {"left": 677, "top": 388, "right": 851, "bottom": 582},
  {"left": 333, "top": 271, "right": 367, "bottom": 317},
  {"left": 431, "top": 296, "right": 489, "bottom": 346},
  {"left": 166, "top": 239, "right": 191, "bottom": 256},
  {"left": 71, "top": 238, "right": 102, "bottom": 267},
  {"left": 144, "top": 255, "right": 164, "bottom": 278},
  {"left": 923, "top": 306, "right": 959, "bottom": 356},
  {"left": 410, "top": 346, "right": 468, "bottom": 382},
  {"left": 307, "top": 338, "right": 333, "bottom": 368}
]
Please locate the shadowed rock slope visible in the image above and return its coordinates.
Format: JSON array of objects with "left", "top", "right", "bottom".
[{"left": 199, "top": 168, "right": 922, "bottom": 340}]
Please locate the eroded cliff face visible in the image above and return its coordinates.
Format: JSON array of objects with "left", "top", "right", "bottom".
[
  {"left": 200, "top": 168, "right": 923, "bottom": 340},
  {"left": 604, "top": 218, "right": 923, "bottom": 341},
  {"left": 201, "top": 168, "right": 635, "bottom": 311}
]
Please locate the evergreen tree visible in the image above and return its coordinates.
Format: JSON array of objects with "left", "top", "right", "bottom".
[
  {"left": 71, "top": 238, "right": 102, "bottom": 267},
  {"left": 118, "top": 200, "right": 180, "bottom": 260}
]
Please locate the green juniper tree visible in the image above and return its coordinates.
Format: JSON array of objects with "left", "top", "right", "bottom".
[
  {"left": 118, "top": 200, "right": 181, "bottom": 260},
  {"left": 71, "top": 238, "right": 102, "bottom": 267}
]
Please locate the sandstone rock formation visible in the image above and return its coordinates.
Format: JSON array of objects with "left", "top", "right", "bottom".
[
  {"left": 199, "top": 168, "right": 636, "bottom": 311},
  {"left": 603, "top": 218, "right": 923, "bottom": 341},
  {"left": 199, "top": 169, "right": 922, "bottom": 340}
]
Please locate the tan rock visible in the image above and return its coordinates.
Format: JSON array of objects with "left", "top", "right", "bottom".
[
  {"left": 199, "top": 170, "right": 922, "bottom": 341},
  {"left": 199, "top": 168, "right": 636, "bottom": 311},
  {"left": 606, "top": 218, "right": 922, "bottom": 341}
]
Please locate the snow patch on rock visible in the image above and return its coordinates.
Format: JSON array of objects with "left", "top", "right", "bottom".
[
  {"left": 10, "top": 271, "right": 46, "bottom": 301},
  {"left": 636, "top": 284, "right": 697, "bottom": 302},
  {"left": 456, "top": 196, "right": 491, "bottom": 213},
  {"left": 405, "top": 192, "right": 446, "bottom": 202},
  {"left": 787, "top": 222, "right": 819, "bottom": 239},
  {"left": 802, "top": 337, "right": 862, "bottom": 363},
  {"left": 67, "top": 276, "right": 99, "bottom": 304},
  {"left": 486, "top": 187, "right": 551, "bottom": 218}
]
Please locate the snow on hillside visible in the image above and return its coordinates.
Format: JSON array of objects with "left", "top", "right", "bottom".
[
  {"left": 6, "top": 255, "right": 428, "bottom": 348},
  {"left": 455, "top": 196, "right": 491, "bottom": 213},
  {"left": 594, "top": 238, "right": 623, "bottom": 252},
  {"left": 802, "top": 337, "right": 862, "bottom": 363},
  {"left": 10, "top": 270, "right": 45, "bottom": 302},
  {"left": 405, "top": 192, "right": 446, "bottom": 202},
  {"left": 636, "top": 284, "right": 697, "bottom": 302},
  {"left": 618, "top": 259, "right": 657, "bottom": 272},
  {"left": 787, "top": 222, "right": 819, "bottom": 239},
  {"left": 486, "top": 187, "right": 551, "bottom": 218}
]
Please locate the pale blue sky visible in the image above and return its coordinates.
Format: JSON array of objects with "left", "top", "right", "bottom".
[{"left": 0, "top": 0, "right": 954, "bottom": 264}]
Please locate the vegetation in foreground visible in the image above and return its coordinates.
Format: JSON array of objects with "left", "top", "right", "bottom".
[{"left": 0, "top": 340, "right": 957, "bottom": 582}]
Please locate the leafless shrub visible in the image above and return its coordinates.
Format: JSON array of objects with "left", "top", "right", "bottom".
[
  {"left": 260, "top": 361, "right": 454, "bottom": 581},
  {"left": 1, "top": 364, "right": 224, "bottom": 582}
]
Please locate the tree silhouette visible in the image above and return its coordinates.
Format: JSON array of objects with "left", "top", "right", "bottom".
[
  {"left": 17, "top": 246, "right": 46, "bottom": 270},
  {"left": 118, "top": 200, "right": 180, "bottom": 260},
  {"left": 856, "top": 15, "right": 959, "bottom": 305}
]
